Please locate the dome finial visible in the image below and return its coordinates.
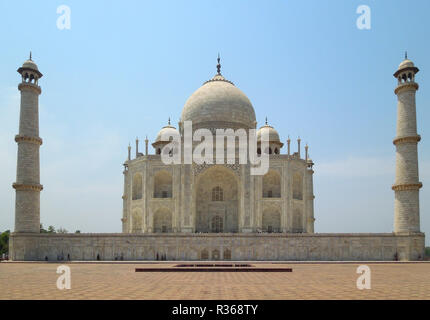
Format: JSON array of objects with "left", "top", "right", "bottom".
[
  {"left": 217, "top": 53, "right": 221, "bottom": 75},
  {"left": 168, "top": 117, "right": 171, "bottom": 125},
  {"left": 405, "top": 51, "right": 408, "bottom": 60},
  {"left": 265, "top": 117, "right": 268, "bottom": 125},
  {"left": 29, "top": 51, "right": 32, "bottom": 61}
]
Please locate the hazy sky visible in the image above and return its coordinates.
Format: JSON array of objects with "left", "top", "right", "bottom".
[{"left": 1, "top": 0, "right": 429, "bottom": 244}]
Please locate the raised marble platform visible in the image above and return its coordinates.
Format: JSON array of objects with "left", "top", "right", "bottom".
[{"left": 9, "top": 232, "right": 425, "bottom": 261}]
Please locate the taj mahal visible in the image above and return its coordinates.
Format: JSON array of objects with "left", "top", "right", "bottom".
[
  {"left": 122, "top": 56, "right": 314, "bottom": 236},
  {"left": 9, "top": 54, "right": 425, "bottom": 261}
]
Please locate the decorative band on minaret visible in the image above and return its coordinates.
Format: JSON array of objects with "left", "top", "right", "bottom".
[
  {"left": 393, "top": 54, "right": 422, "bottom": 233},
  {"left": 13, "top": 54, "right": 43, "bottom": 233}
]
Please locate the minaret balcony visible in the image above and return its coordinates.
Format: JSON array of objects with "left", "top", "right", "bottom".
[
  {"left": 394, "top": 81, "right": 419, "bottom": 94},
  {"left": 18, "top": 82, "right": 41, "bottom": 94}
]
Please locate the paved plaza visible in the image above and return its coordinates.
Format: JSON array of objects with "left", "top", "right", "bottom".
[{"left": 0, "top": 262, "right": 429, "bottom": 300}]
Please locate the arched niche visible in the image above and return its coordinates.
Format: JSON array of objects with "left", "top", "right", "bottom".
[
  {"left": 223, "top": 248, "right": 232, "bottom": 260},
  {"left": 262, "top": 208, "right": 281, "bottom": 233},
  {"left": 262, "top": 169, "right": 281, "bottom": 198},
  {"left": 131, "top": 209, "right": 142, "bottom": 233},
  {"left": 154, "top": 170, "right": 172, "bottom": 198},
  {"left": 153, "top": 208, "right": 172, "bottom": 233},
  {"left": 201, "top": 248, "right": 209, "bottom": 260},
  {"left": 132, "top": 173, "right": 142, "bottom": 200},
  {"left": 292, "top": 172, "right": 303, "bottom": 200},
  {"left": 292, "top": 208, "right": 303, "bottom": 233},
  {"left": 195, "top": 165, "right": 239, "bottom": 233}
]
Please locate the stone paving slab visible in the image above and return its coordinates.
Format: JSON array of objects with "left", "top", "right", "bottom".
[{"left": 0, "top": 262, "right": 429, "bottom": 300}]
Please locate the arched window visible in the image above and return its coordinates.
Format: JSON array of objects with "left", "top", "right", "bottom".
[
  {"left": 132, "top": 173, "right": 142, "bottom": 200},
  {"left": 274, "top": 148, "right": 279, "bottom": 154},
  {"left": 257, "top": 148, "right": 261, "bottom": 155},
  {"left": 212, "top": 186, "right": 223, "bottom": 201},
  {"left": 211, "top": 215, "right": 223, "bottom": 233},
  {"left": 269, "top": 147, "right": 272, "bottom": 154},
  {"left": 157, "top": 148, "right": 161, "bottom": 155}
]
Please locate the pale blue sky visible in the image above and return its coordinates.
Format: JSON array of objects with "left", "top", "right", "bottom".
[{"left": 0, "top": 0, "right": 429, "bottom": 244}]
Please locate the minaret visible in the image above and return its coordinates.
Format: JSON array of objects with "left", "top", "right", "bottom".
[
  {"left": 393, "top": 54, "right": 422, "bottom": 233},
  {"left": 13, "top": 53, "right": 43, "bottom": 233}
]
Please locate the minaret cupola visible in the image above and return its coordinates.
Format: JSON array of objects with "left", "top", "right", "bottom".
[
  {"left": 152, "top": 118, "right": 180, "bottom": 155},
  {"left": 256, "top": 118, "right": 283, "bottom": 155},
  {"left": 17, "top": 52, "right": 43, "bottom": 85}
]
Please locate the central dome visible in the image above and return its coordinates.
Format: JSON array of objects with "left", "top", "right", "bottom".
[{"left": 181, "top": 72, "right": 256, "bottom": 129}]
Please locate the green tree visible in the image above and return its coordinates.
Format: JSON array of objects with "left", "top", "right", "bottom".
[
  {"left": 0, "top": 230, "right": 10, "bottom": 255},
  {"left": 47, "top": 226, "right": 56, "bottom": 233}
]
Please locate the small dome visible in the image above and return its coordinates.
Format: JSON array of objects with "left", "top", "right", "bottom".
[
  {"left": 22, "top": 59, "right": 39, "bottom": 71},
  {"left": 398, "top": 59, "right": 414, "bottom": 70},
  {"left": 154, "top": 124, "right": 179, "bottom": 144},
  {"left": 257, "top": 123, "right": 281, "bottom": 142}
]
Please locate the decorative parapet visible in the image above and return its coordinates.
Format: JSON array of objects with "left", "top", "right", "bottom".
[
  {"left": 15, "top": 135, "right": 42, "bottom": 146},
  {"left": 392, "top": 183, "right": 422, "bottom": 191},
  {"left": 12, "top": 183, "right": 43, "bottom": 191},
  {"left": 393, "top": 135, "right": 421, "bottom": 145}
]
